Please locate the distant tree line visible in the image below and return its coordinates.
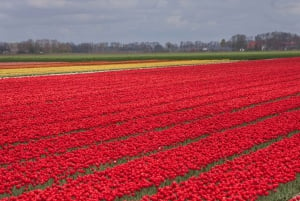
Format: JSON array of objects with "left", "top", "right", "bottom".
[{"left": 1, "top": 32, "right": 300, "bottom": 54}]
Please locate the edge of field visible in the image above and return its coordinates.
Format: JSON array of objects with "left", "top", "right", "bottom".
[
  {"left": 0, "top": 50, "right": 300, "bottom": 62},
  {"left": 1, "top": 51, "right": 300, "bottom": 78},
  {"left": 0, "top": 60, "right": 233, "bottom": 78}
]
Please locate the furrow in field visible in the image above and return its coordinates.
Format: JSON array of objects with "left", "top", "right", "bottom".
[
  {"left": 1, "top": 68, "right": 298, "bottom": 123},
  {"left": 1, "top": 58, "right": 300, "bottom": 199},
  {"left": 3, "top": 107, "right": 300, "bottom": 200},
  {"left": 0, "top": 96, "right": 299, "bottom": 197},
  {"left": 1, "top": 75, "right": 299, "bottom": 147},
  {"left": 1, "top": 88, "right": 300, "bottom": 165},
  {"left": 1, "top": 77, "right": 299, "bottom": 154},
  {"left": 1, "top": 60, "right": 298, "bottom": 114},
  {"left": 141, "top": 131, "right": 300, "bottom": 201},
  {"left": 0, "top": 61, "right": 243, "bottom": 106}
]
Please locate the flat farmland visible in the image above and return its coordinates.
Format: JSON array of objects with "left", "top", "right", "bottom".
[
  {"left": 0, "top": 57, "right": 300, "bottom": 200},
  {"left": 0, "top": 60, "right": 229, "bottom": 77},
  {"left": 1, "top": 51, "right": 300, "bottom": 62}
]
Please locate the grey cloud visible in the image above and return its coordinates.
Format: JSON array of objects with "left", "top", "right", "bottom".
[{"left": 1, "top": 0, "right": 299, "bottom": 43}]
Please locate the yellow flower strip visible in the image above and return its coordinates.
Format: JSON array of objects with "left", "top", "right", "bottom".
[{"left": 0, "top": 60, "right": 230, "bottom": 77}]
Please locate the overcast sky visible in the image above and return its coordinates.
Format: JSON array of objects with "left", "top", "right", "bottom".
[{"left": 1, "top": 0, "right": 300, "bottom": 43}]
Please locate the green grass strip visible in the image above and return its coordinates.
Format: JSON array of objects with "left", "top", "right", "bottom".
[
  {"left": 0, "top": 51, "right": 300, "bottom": 62},
  {"left": 257, "top": 173, "right": 300, "bottom": 201}
]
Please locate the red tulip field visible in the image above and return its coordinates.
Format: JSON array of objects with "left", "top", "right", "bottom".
[{"left": 0, "top": 57, "right": 300, "bottom": 200}]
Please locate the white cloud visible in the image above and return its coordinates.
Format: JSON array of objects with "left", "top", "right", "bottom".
[
  {"left": 166, "top": 15, "right": 187, "bottom": 27},
  {"left": 69, "top": 13, "right": 93, "bottom": 22},
  {"left": 273, "top": 0, "right": 300, "bottom": 15},
  {"left": 207, "top": 20, "right": 217, "bottom": 26},
  {"left": 0, "top": 13, "right": 8, "bottom": 21},
  {"left": 283, "top": 3, "right": 300, "bottom": 15},
  {"left": 27, "top": 0, "right": 67, "bottom": 8},
  {"left": 156, "top": 0, "right": 168, "bottom": 8},
  {"left": 177, "top": 0, "right": 197, "bottom": 8},
  {"left": 107, "top": 0, "right": 138, "bottom": 8},
  {"left": 0, "top": 1, "right": 14, "bottom": 9}
]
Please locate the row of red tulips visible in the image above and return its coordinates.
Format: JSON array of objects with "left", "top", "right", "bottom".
[
  {"left": 2, "top": 57, "right": 299, "bottom": 128},
  {"left": 1, "top": 57, "right": 300, "bottom": 200},
  {"left": 0, "top": 93, "right": 299, "bottom": 194},
  {"left": 3, "top": 108, "right": 300, "bottom": 199},
  {"left": 1, "top": 64, "right": 259, "bottom": 118},
  {"left": 291, "top": 195, "right": 300, "bottom": 201},
  {"left": 2, "top": 68, "right": 298, "bottom": 124},
  {"left": 2, "top": 57, "right": 297, "bottom": 108},
  {"left": 2, "top": 70, "right": 298, "bottom": 145},
  {"left": 1, "top": 76, "right": 299, "bottom": 148},
  {"left": 2, "top": 84, "right": 299, "bottom": 165},
  {"left": 143, "top": 132, "right": 300, "bottom": 201}
]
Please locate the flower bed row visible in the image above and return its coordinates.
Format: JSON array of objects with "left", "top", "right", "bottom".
[
  {"left": 3, "top": 108, "right": 300, "bottom": 200},
  {"left": 2, "top": 66, "right": 298, "bottom": 130},
  {"left": 2, "top": 67, "right": 298, "bottom": 125},
  {"left": 1, "top": 76, "right": 299, "bottom": 147},
  {"left": 1, "top": 57, "right": 300, "bottom": 200},
  {"left": 2, "top": 84, "right": 299, "bottom": 165},
  {"left": 143, "top": 131, "right": 300, "bottom": 201}
]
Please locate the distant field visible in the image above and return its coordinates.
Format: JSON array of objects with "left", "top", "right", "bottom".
[
  {"left": 1, "top": 57, "right": 300, "bottom": 200},
  {"left": 1, "top": 51, "right": 300, "bottom": 62},
  {"left": 0, "top": 60, "right": 230, "bottom": 77}
]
